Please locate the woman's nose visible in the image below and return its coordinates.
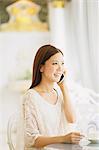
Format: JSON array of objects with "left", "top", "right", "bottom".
[{"left": 57, "top": 64, "right": 63, "bottom": 71}]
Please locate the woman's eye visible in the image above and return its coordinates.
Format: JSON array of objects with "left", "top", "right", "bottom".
[
  {"left": 52, "top": 62, "right": 58, "bottom": 65},
  {"left": 52, "top": 62, "right": 64, "bottom": 65}
]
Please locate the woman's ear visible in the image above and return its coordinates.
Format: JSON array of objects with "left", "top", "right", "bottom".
[{"left": 40, "top": 65, "right": 44, "bottom": 73}]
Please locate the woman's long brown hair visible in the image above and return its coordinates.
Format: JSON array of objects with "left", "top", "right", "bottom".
[{"left": 30, "top": 44, "right": 63, "bottom": 89}]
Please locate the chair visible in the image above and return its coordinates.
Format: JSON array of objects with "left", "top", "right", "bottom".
[{"left": 7, "top": 112, "right": 19, "bottom": 150}]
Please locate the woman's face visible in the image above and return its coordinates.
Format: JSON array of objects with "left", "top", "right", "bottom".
[{"left": 40, "top": 52, "right": 65, "bottom": 83}]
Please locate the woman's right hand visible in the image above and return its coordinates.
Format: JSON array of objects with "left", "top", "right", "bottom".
[{"left": 63, "top": 132, "right": 84, "bottom": 144}]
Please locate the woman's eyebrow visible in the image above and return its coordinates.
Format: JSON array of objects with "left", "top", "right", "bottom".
[{"left": 52, "top": 60, "right": 64, "bottom": 62}]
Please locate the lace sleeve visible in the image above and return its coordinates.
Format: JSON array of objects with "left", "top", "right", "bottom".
[{"left": 23, "top": 92, "right": 41, "bottom": 148}]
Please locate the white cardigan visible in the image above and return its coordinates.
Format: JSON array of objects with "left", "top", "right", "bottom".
[{"left": 22, "top": 88, "right": 68, "bottom": 149}]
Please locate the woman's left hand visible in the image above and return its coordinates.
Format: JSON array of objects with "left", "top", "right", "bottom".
[{"left": 57, "top": 69, "right": 67, "bottom": 88}]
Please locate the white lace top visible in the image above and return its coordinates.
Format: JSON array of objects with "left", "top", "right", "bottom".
[{"left": 23, "top": 88, "right": 68, "bottom": 149}]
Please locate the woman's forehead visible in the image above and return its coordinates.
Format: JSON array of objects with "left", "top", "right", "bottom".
[{"left": 49, "top": 52, "right": 64, "bottom": 61}]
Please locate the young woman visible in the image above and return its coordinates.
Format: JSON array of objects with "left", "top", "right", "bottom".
[{"left": 23, "top": 45, "right": 83, "bottom": 149}]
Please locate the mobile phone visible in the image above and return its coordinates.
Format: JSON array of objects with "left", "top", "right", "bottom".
[{"left": 58, "top": 74, "right": 64, "bottom": 83}]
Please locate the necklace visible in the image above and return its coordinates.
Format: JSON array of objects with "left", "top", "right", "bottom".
[
  {"left": 38, "top": 88, "right": 54, "bottom": 94},
  {"left": 34, "top": 86, "right": 55, "bottom": 98},
  {"left": 35, "top": 88, "right": 57, "bottom": 105}
]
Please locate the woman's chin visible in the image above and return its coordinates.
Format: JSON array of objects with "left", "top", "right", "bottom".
[{"left": 53, "top": 78, "right": 60, "bottom": 83}]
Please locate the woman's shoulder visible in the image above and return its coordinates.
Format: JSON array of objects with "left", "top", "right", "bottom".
[
  {"left": 22, "top": 89, "right": 38, "bottom": 113},
  {"left": 24, "top": 88, "right": 37, "bottom": 96},
  {"left": 22, "top": 88, "right": 37, "bottom": 104}
]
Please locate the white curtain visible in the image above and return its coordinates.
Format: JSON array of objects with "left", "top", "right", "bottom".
[
  {"left": 49, "top": 0, "right": 99, "bottom": 93},
  {"left": 69, "top": 0, "right": 99, "bottom": 92}
]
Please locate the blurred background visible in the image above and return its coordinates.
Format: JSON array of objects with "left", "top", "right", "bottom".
[{"left": 0, "top": 0, "right": 99, "bottom": 149}]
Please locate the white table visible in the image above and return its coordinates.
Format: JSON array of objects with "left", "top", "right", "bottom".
[{"left": 46, "top": 143, "right": 99, "bottom": 150}]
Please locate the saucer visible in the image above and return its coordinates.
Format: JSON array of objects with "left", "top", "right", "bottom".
[{"left": 88, "top": 139, "right": 99, "bottom": 144}]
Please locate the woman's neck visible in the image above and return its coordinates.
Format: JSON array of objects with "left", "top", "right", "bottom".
[{"left": 36, "top": 80, "right": 54, "bottom": 92}]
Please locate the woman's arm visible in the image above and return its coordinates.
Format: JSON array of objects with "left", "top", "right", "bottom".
[
  {"left": 34, "top": 135, "right": 63, "bottom": 148},
  {"left": 34, "top": 132, "right": 83, "bottom": 148},
  {"left": 58, "top": 75, "right": 76, "bottom": 123}
]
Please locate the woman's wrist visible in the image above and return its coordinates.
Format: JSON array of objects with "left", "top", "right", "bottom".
[
  {"left": 59, "top": 84, "right": 68, "bottom": 95},
  {"left": 57, "top": 135, "right": 65, "bottom": 143},
  {"left": 49, "top": 135, "right": 65, "bottom": 143},
  {"left": 59, "top": 135, "right": 69, "bottom": 144}
]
